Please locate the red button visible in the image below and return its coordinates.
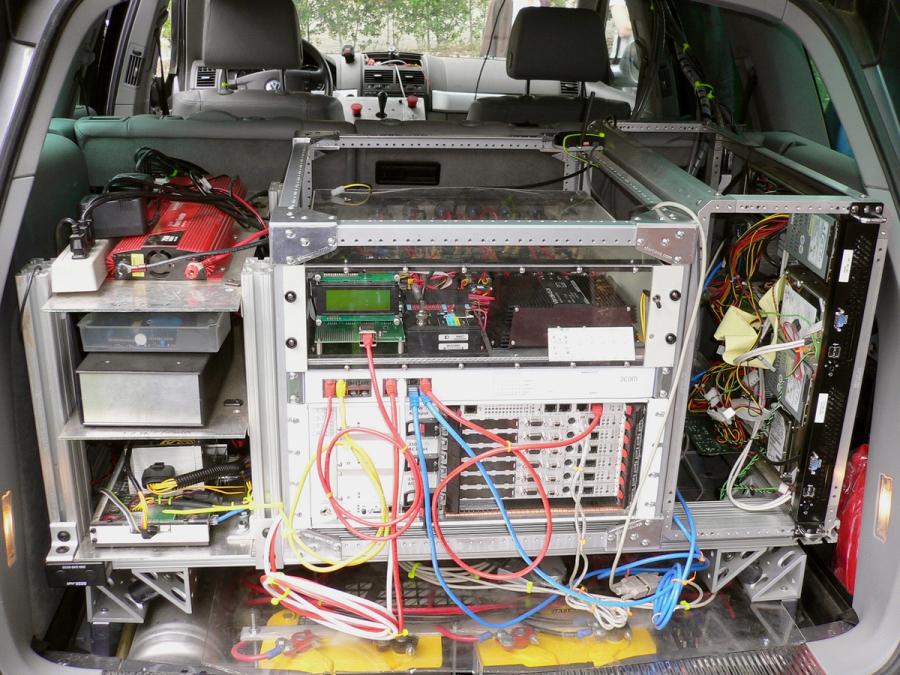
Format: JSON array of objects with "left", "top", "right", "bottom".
[
  {"left": 350, "top": 102, "right": 363, "bottom": 117},
  {"left": 406, "top": 95, "right": 419, "bottom": 109}
]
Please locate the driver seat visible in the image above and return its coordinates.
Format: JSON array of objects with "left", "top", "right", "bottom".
[{"left": 172, "top": 0, "right": 343, "bottom": 120}]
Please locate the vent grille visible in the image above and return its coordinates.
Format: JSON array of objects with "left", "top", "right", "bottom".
[
  {"left": 560, "top": 81, "right": 580, "bottom": 96},
  {"left": 398, "top": 70, "right": 425, "bottom": 87},
  {"left": 123, "top": 50, "right": 143, "bottom": 87},
  {"left": 363, "top": 69, "right": 394, "bottom": 85},
  {"left": 195, "top": 66, "right": 216, "bottom": 88}
]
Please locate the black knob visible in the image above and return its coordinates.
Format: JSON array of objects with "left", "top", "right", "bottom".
[{"left": 376, "top": 90, "right": 388, "bottom": 119}]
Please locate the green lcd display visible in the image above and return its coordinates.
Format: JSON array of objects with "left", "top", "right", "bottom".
[{"left": 323, "top": 288, "right": 393, "bottom": 313}]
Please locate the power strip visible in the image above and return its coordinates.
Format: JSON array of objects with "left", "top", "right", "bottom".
[{"left": 50, "top": 239, "right": 112, "bottom": 293}]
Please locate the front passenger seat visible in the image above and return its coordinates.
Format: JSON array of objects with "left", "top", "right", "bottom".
[
  {"left": 172, "top": 0, "right": 343, "bottom": 121},
  {"left": 467, "top": 7, "right": 630, "bottom": 125}
]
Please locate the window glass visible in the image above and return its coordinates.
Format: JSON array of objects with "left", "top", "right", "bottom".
[
  {"left": 605, "top": 0, "right": 633, "bottom": 62},
  {"left": 293, "top": 0, "right": 576, "bottom": 58}
]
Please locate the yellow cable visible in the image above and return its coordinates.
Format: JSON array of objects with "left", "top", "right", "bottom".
[
  {"left": 561, "top": 132, "right": 606, "bottom": 167},
  {"left": 639, "top": 291, "right": 648, "bottom": 343},
  {"left": 280, "top": 388, "right": 390, "bottom": 572}
]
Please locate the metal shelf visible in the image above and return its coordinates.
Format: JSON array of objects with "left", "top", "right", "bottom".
[
  {"left": 59, "top": 344, "right": 248, "bottom": 441},
  {"left": 74, "top": 518, "right": 253, "bottom": 570},
  {"left": 42, "top": 248, "right": 249, "bottom": 314}
]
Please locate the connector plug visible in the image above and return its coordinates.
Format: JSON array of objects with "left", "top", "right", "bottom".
[
  {"left": 336, "top": 379, "right": 348, "bottom": 399},
  {"left": 323, "top": 379, "right": 337, "bottom": 398},
  {"left": 384, "top": 379, "right": 398, "bottom": 397}
]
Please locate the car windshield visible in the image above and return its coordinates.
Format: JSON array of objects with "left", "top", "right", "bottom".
[{"left": 293, "top": 0, "right": 578, "bottom": 57}]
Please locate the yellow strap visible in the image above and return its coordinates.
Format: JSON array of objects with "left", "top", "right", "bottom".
[
  {"left": 407, "top": 562, "right": 421, "bottom": 580},
  {"left": 525, "top": 580, "right": 534, "bottom": 594}
]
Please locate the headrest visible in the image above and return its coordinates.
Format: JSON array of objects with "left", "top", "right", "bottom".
[
  {"left": 203, "top": 0, "right": 301, "bottom": 70},
  {"left": 506, "top": 7, "right": 609, "bottom": 83}
]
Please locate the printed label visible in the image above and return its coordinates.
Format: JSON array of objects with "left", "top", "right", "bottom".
[
  {"left": 814, "top": 393, "right": 829, "bottom": 424},
  {"left": 438, "top": 343, "right": 468, "bottom": 351},
  {"left": 438, "top": 333, "right": 469, "bottom": 342},
  {"left": 838, "top": 249, "right": 854, "bottom": 283}
]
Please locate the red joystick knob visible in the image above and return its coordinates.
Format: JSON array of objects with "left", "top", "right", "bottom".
[
  {"left": 406, "top": 95, "right": 419, "bottom": 109},
  {"left": 350, "top": 102, "right": 363, "bottom": 117}
]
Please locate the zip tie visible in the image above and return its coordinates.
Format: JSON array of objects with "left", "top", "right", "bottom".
[
  {"left": 683, "top": 42, "right": 691, "bottom": 51},
  {"left": 270, "top": 586, "right": 291, "bottom": 606},
  {"left": 679, "top": 600, "right": 692, "bottom": 612},
  {"left": 526, "top": 580, "right": 534, "bottom": 594},
  {"left": 324, "top": 492, "right": 333, "bottom": 499},
  {"left": 399, "top": 629, "right": 409, "bottom": 637},
  {"left": 693, "top": 81, "right": 716, "bottom": 99},
  {"left": 506, "top": 441, "right": 513, "bottom": 454},
  {"left": 407, "top": 562, "right": 421, "bottom": 580}
]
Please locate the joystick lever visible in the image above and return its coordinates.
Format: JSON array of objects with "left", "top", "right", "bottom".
[{"left": 376, "top": 90, "right": 388, "bottom": 119}]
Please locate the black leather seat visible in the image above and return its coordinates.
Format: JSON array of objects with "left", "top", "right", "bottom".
[
  {"left": 467, "top": 7, "right": 630, "bottom": 125},
  {"left": 172, "top": 0, "right": 343, "bottom": 121}
]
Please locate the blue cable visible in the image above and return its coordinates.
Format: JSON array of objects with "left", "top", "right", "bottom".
[
  {"left": 690, "top": 368, "right": 709, "bottom": 383},
  {"left": 419, "top": 393, "right": 701, "bottom": 622},
  {"left": 215, "top": 508, "right": 245, "bottom": 525},
  {"left": 704, "top": 259, "right": 724, "bottom": 290},
  {"left": 410, "top": 392, "right": 558, "bottom": 631}
]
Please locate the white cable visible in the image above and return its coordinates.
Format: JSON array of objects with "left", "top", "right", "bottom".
[
  {"left": 261, "top": 516, "right": 399, "bottom": 640},
  {"left": 733, "top": 339, "right": 807, "bottom": 367},
  {"left": 725, "top": 419, "right": 793, "bottom": 512},
  {"left": 393, "top": 65, "right": 406, "bottom": 100},
  {"left": 608, "top": 201, "right": 707, "bottom": 591}
]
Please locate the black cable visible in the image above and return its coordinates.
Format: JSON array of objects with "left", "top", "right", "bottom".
[
  {"left": 121, "top": 237, "right": 268, "bottom": 274},
  {"left": 17, "top": 265, "right": 41, "bottom": 337},
  {"left": 503, "top": 164, "right": 590, "bottom": 190},
  {"left": 473, "top": 0, "right": 507, "bottom": 102}
]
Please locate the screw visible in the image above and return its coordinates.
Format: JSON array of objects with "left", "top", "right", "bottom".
[
  {"left": 285, "top": 256, "right": 296, "bottom": 265},
  {"left": 262, "top": 528, "right": 269, "bottom": 538},
  {"left": 57, "top": 531, "right": 71, "bottom": 542},
  {"left": 55, "top": 546, "right": 69, "bottom": 554},
  {"left": 675, "top": 230, "right": 685, "bottom": 239},
  {"left": 669, "top": 290, "right": 681, "bottom": 301},
  {"left": 327, "top": 237, "right": 336, "bottom": 246},
  {"left": 300, "top": 237, "right": 311, "bottom": 247},
  {"left": 286, "top": 338, "right": 298, "bottom": 349},
  {"left": 285, "top": 291, "right": 297, "bottom": 303},
  {"left": 661, "top": 238, "right": 670, "bottom": 247},
  {"left": 285, "top": 229, "right": 296, "bottom": 239},
  {"left": 665, "top": 333, "right": 677, "bottom": 344}
]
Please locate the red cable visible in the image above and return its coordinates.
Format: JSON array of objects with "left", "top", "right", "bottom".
[
  {"left": 434, "top": 625, "right": 484, "bottom": 643},
  {"left": 388, "top": 390, "right": 405, "bottom": 632},
  {"left": 315, "top": 426, "right": 424, "bottom": 537},
  {"left": 212, "top": 185, "right": 267, "bottom": 230},
  {"left": 230, "top": 641, "right": 274, "bottom": 663}
]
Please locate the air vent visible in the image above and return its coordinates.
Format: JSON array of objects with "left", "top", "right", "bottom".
[
  {"left": 560, "top": 81, "right": 580, "bottom": 97},
  {"left": 364, "top": 69, "right": 395, "bottom": 86},
  {"left": 195, "top": 66, "right": 216, "bottom": 89},
  {"left": 398, "top": 70, "right": 425, "bottom": 87},
  {"left": 123, "top": 50, "right": 143, "bottom": 87}
]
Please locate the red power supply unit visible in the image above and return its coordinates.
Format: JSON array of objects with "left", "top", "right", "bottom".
[{"left": 107, "top": 176, "right": 245, "bottom": 281}]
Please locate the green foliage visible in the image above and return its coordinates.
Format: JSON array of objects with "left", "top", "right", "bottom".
[{"left": 293, "top": 0, "right": 495, "bottom": 55}]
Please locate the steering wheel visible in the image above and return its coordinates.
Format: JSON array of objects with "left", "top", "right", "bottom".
[{"left": 230, "top": 40, "right": 334, "bottom": 95}]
